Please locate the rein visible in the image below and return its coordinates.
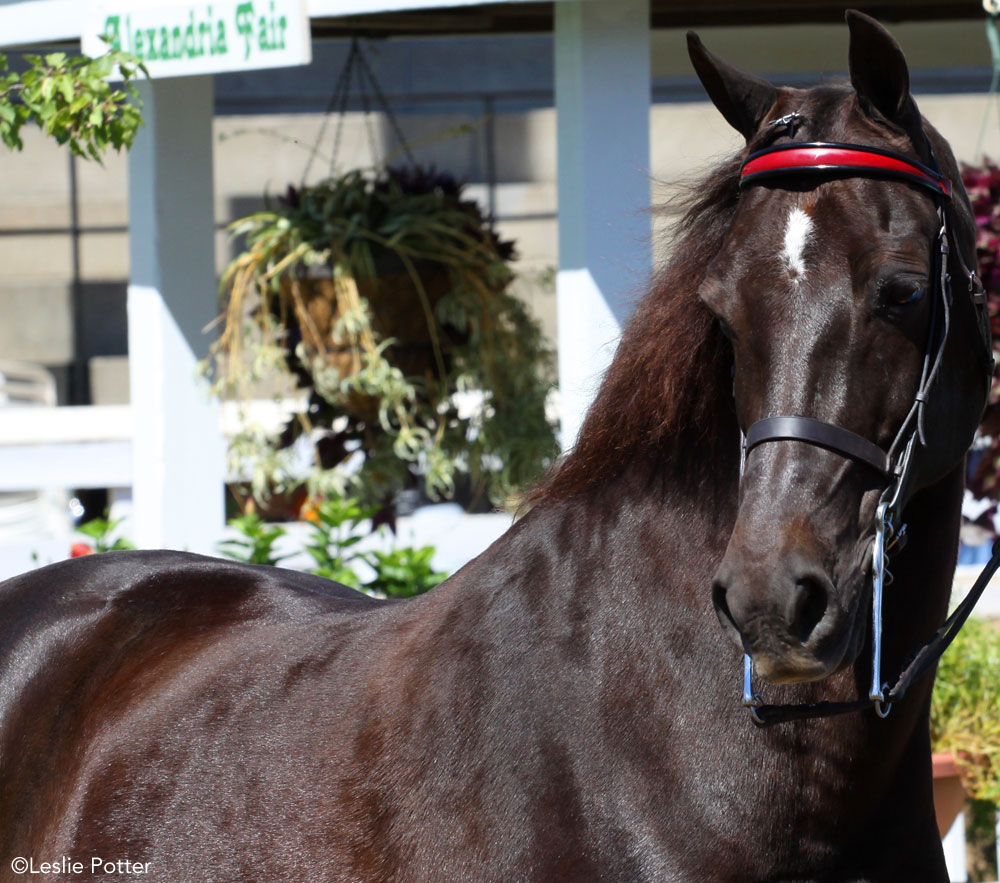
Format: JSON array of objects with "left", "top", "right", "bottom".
[
  {"left": 734, "top": 139, "right": 997, "bottom": 727},
  {"left": 744, "top": 541, "right": 1000, "bottom": 726}
]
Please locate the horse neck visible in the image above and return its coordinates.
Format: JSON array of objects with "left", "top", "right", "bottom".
[
  {"left": 538, "top": 447, "right": 741, "bottom": 606},
  {"left": 502, "top": 443, "right": 965, "bottom": 753},
  {"left": 494, "top": 445, "right": 742, "bottom": 689}
]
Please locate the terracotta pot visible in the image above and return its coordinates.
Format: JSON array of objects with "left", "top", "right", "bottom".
[{"left": 932, "top": 751, "right": 966, "bottom": 838}]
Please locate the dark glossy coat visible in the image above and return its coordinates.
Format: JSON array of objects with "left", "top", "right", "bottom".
[{"left": 0, "top": 12, "right": 987, "bottom": 882}]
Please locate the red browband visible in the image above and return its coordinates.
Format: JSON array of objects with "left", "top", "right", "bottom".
[{"left": 740, "top": 143, "right": 951, "bottom": 199}]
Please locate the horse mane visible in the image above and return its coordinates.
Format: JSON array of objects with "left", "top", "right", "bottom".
[{"left": 528, "top": 154, "right": 744, "bottom": 507}]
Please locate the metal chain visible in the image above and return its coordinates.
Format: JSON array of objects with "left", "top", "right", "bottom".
[
  {"left": 353, "top": 43, "right": 415, "bottom": 167},
  {"left": 301, "top": 36, "right": 415, "bottom": 186},
  {"left": 301, "top": 38, "right": 360, "bottom": 185}
]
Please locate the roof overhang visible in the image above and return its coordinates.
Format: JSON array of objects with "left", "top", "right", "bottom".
[
  {"left": 0, "top": 0, "right": 987, "bottom": 49},
  {"left": 309, "top": 0, "right": 986, "bottom": 37}
]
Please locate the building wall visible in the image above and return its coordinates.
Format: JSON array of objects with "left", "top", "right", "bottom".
[{"left": 0, "top": 23, "right": 997, "bottom": 404}]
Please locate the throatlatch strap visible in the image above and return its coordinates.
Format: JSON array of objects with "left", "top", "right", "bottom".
[{"left": 744, "top": 416, "right": 890, "bottom": 477}]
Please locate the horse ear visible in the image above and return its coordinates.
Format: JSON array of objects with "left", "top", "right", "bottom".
[
  {"left": 686, "top": 32, "right": 777, "bottom": 140},
  {"left": 846, "top": 10, "right": 921, "bottom": 135}
]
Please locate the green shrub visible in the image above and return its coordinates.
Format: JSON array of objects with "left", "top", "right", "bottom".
[
  {"left": 217, "top": 513, "right": 292, "bottom": 567},
  {"left": 302, "top": 497, "right": 374, "bottom": 587},
  {"left": 367, "top": 545, "right": 446, "bottom": 598},
  {"left": 931, "top": 616, "right": 1000, "bottom": 805},
  {"left": 219, "top": 496, "right": 447, "bottom": 599},
  {"left": 75, "top": 515, "right": 135, "bottom": 554}
]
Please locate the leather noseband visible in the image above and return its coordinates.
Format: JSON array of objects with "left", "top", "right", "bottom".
[{"left": 743, "top": 416, "right": 890, "bottom": 477}]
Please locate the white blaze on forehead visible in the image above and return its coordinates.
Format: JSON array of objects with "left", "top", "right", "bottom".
[{"left": 782, "top": 207, "right": 813, "bottom": 282}]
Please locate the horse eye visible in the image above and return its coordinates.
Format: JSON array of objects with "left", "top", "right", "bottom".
[
  {"left": 717, "top": 317, "right": 737, "bottom": 340},
  {"left": 885, "top": 281, "right": 924, "bottom": 305}
]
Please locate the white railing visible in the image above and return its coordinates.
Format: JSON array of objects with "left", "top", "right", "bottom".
[
  {"left": 0, "top": 398, "right": 308, "bottom": 494},
  {"left": 0, "top": 404, "right": 134, "bottom": 490}
]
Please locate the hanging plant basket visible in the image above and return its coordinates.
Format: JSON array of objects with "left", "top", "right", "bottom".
[
  {"left": 210, "top": 165, "right": 558, "bottom": 512},
  {"left": 282, "top": 254, "right": 455, "bottom": 421}
]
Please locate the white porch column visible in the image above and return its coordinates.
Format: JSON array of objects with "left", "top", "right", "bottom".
[
  {"left": 127, "top": 76, "right": 225, "bottom": 553},
  {"left": 554, "top": 0, "right": 651, "bottom": 449}
]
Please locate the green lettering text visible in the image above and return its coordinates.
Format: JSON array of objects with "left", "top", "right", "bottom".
[
  {"left": 235, "top": 2, "right": 254, "bottom": 59},
  {"left": 102, "top": 15, "right": 122, "bottom": 51}
]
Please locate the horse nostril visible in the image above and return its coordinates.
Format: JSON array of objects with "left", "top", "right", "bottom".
[{"left": 789, "top": 577, "right": 829, "bottom": 644}]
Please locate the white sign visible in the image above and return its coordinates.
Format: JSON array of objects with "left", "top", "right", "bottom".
[{"left": 83, "top": 0, "right": 312, "bottom": 79}]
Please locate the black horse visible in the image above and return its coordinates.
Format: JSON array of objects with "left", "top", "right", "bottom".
[{"left": 0, "top": 12, "right": 991, "bottom": 881}]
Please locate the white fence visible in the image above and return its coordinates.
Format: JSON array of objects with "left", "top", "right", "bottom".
[{"left": 0, "top": 404, "right": 133, "bottom": 491}]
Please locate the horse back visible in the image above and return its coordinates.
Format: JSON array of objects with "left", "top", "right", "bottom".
[{"left": 0, "top": 550, "right": 387, "bottom": 869}]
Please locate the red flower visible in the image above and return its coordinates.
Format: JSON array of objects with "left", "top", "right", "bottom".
[{"left": 71, "top": 542, "right": 94, "bottom": 558}]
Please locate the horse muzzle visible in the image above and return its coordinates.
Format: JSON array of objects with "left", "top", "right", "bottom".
[{"left": 711, "top": 546, "right": 858, "bottom": 685}]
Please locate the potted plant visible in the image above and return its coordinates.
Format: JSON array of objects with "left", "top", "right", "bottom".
[
  {"left": 931, "top": 751, "right": 966, "bottom": 838},
  {"left": 930, "top": 616, "right": 1000, "bottom": 873},
  {"left": 208, "top": 165, "right": 558, "bottom": 517}
]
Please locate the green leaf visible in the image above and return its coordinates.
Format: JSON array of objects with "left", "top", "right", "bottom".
[
  {"left": 91, "top": 54, "right": 114, "bottom": 79},
  {"left": 218, "top": 513, "right": 292, "bottom": 566},
  {"left": 0, "top": 48, "right": 146, "bottom": 160},
  {"left": 75, "top": 514, "right": 133, "bottom": 553}
]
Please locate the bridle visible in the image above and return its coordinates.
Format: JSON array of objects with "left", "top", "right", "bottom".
[{"left": 733, "top": 136, "right": 998, "bottom": 726}]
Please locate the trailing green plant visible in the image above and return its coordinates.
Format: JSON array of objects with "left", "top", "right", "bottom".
[
  {"left": 217, "top": 513, "right": 292, "bottom": 566},
  {"left": 75, "top": 515, "right": 135, "bottom": 554},
  {"left": 930, "top": 616, "right": 1000, "bottom": 805},
  {"left": 0, "top": 46, "right": 146, "bottom": 161},
  {"left": 208, "top": 165, "right": 558, "bottom": 512}
]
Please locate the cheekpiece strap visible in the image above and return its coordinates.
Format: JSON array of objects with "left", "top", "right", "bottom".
[{"left": 740, "top": 142, "right": 952, "bottom": 200}]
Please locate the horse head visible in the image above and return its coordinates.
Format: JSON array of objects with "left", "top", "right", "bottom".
[{"left": 694, "top": 12, "right": 991, "bottom": 686}]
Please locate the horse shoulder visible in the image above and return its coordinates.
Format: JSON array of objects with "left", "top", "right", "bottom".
[{"left": 0, "top": 551, "right": 399, "bottom": 861}]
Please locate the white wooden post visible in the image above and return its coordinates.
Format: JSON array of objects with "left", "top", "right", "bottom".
[
  {"left": 128, "top": 76, "right": 226, "bottom": 553},
  {"left": 941, "top": 810, "right": 966, "bottom": 882},
  {"left": 554, "top": 0, "right": 651, "bottom": 448}
]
